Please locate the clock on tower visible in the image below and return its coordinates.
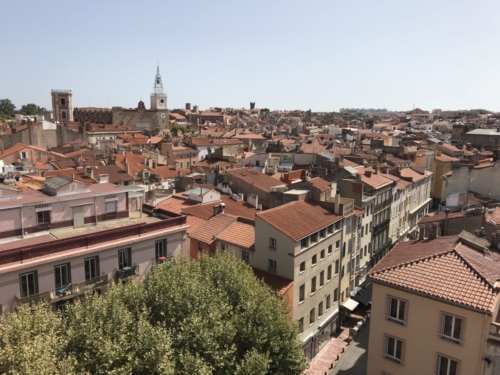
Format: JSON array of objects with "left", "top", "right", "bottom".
[{"left": 150, "top": 64, "right": 167, "bottom": 110}]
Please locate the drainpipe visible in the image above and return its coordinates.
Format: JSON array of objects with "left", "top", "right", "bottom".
[
  {"left": 20, "top": 206, "right": 24, "bottom": 239},
  {"left": 94, "top": 196, "right": 97, "bottom": 225}
]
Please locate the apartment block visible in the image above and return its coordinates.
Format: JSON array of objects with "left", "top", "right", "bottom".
[
  {"left": 367, "top": 230, "right": 500, "bottom": 375},
  {"left": 0, "top": 177, "right": 189, "bottom": 314}
]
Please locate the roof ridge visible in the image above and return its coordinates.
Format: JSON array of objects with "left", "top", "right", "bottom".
[
  {"left": 453, "top": 244, "right": 496, "bottom": 289},
  {"left": 212, "top": 216, "right": 238, "bottom": 240},
  {"left": 255, "top": 199, "right": 299, "bottom": 216}
]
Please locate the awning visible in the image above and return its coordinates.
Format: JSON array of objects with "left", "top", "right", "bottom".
[
  {"left": 343, "top": 298, "right": 359, "bottom": 311},
  {"left": 352, "top": 282, "right": 373, "bottom": 306}
]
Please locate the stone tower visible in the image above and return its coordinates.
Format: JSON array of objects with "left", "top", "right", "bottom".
[
  {"left": 150, "top": 65, "right": 167, "bottom": 110},
  {"left": 150, "top": 65, "right": 169, "bottom": 130},
  {"left": 51, "top": 90, "right": 74, "bottom": 122}
]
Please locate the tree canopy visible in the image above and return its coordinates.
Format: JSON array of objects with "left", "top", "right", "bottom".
[
  {"left": 19, "top": 103, "right": 46, "bottom": 115},
  {"left": 171, "top": 125, "right": 188, "bottom": 134},
  {"left": 0, "top": 254, "right": 306, "bottom": 375},
  {"left": 0, "top": 99, "right": 16, "bottom": 118}
]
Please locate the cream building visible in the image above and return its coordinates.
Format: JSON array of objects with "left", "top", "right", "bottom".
[
  {"left": 367, "top": 230, "right": 500, "bottom": 375},
  {"left": 255, "top": 199, "right": 346, "bottom": 360}
]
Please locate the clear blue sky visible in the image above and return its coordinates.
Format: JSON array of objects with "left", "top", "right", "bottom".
[{"left": 1, "top": 0, "right": 499, "bottom": 112}]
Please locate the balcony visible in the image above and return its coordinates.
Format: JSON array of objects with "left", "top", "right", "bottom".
[
  {"left": 373, "top": 219, "right": 390, "bottom": 235},
  {"left": 489, "top": 323, "right": 500, "bottom": 342},
  {"left": 375, "top": 199, "right": 392, "bottom": 212},
  {"left": 15, "top": 274, "right": 109, "bottom": 308},
  {"left": 375, "top": 238, "right": 393, "bottom": 254},
  {"left": 117, "top": 265, "right": 139, "bottom": 280}
]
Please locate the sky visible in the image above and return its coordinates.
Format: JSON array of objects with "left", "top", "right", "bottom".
[{"left": 1, "top": 0, "right": 499, "bottom": 113}]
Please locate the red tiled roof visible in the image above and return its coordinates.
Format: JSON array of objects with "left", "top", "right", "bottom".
[
  {"left": 225, "top": 168, "right": 285, "bottom": 193},
  {"left": 418, "top": 211, "right": 465, "bottom": 224},
  {"left": 252, "top": 267, "right": 294, "bottom": 295},
  {"left": 216, "top": 219, "right": 255, "bottom": 249},
  {"left": 188, "top": 214, "right": 236, "bottom": 244},
  {"left": 355, "top": 167, "right": 393, "bottom": 189},
  {"left": 436, "top": 153, "right": 459, "bottom": 163},
  {"left": 307, "top": 177, "right": 333, "bottom": 192},
  {"left": 486, "top": 207, "right": 500, "bottom": 227},
  {"left": 369, "top": 236, "right": 500, "bottom": 312},
  {"left": 399, "top": 167, "right": 432, "bottom": 182},
  {"left": 45, "top": 169, "right": 96, "bottom": 184},
  {"left": 152, "top": 166, "right": 191, "bottom": 179},
  {"left": 182, "top": 194, "right": 257, "bottom": 220},
  {"left": 256, "top": 200, "right": 342, "bottom": 241}
]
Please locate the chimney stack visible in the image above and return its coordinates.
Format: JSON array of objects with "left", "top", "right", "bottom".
[
  {"left": 429, "top": 224, "right": 438, "bottom": 239},
  {"left": 334, "top": 189, "right": 341, "bottom": 214},
  {"left": 419, "top": 227, "right": 425, "bottom": 240},
  {"left": 365, "top": 170, "right": 372, "bottom": 178},
  {"left": 373, "top": 165, "right": 379, "bottom": 174},
  {"left": 492, "top": 231, "right": 500, "bottom": 250},
  {"left": 213, "top": 205, "right": 219, "bottom": 216}
]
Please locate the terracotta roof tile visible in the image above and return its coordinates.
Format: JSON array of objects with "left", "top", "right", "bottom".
[
  {"left": 216, "top": 218, "right": 255, "bottom": 249},
  {"left": 225, "top": 168, "right": 285, "bottom": 193},
  {"left": 369, "top": 236, "right": 500, "bottom": 312},
  {"left": 188, "top": 214, "right": 236, "bottom": 244},
  {"left": 486, "top": 207, "right": 500, "bottom": 227},
  {"left": 252, "top": 267, "right": 293, "bottom": 295},
  {"left": 256, "top": 200, "right": 342, "bottom": 242},
  {"left": 307, "top": 177, "right": 333, "bottom": 192}
]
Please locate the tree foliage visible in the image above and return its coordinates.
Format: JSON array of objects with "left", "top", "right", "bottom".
[
  {"left": 171, "top": 125, "right": 188, "bottom": 134},
  {"left": 0, "top": 254, "right": 306, "bottom": 375},
  {"left": 0, "top": 99, "right": 16, "bottom": 118},
  {"left": 19, "top": 103, "right": 46, "bottom": 115}
]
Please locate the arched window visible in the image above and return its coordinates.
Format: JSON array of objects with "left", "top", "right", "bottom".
[{"left": 62, "top": 111, "right": 66, "bottom": 119}]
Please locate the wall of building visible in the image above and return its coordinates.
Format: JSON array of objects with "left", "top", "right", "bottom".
[
  {"left": 0, "top": 226, "right": 185, "bottom": 314},
  {"left": 367, "top": 283, "right": 488, "bottom": 375}
]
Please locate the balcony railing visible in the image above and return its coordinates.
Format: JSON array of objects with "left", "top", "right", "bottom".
[
  {"left": 373, "top": 219, "right": 390, "bottom": 235},
  {"left": 15, "top": 274, "right": 109, "bottom": 307},
  {"left": 490, "top": 323, "right": 500, "bottom": 342},
  {"left": 117, "top": 265, "right": 139, "bottom": 280}
]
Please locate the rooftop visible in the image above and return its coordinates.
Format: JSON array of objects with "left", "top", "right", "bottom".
[
  {"left": 256, "top": 200, "right": 342, "bottom": 242},
  {"left": 368, "top": 235, "right": 500, "bottom": 313},
  {"left": 252, "top": 267, "right": 293, "bottom": 295},
  {"left": 225, "top": 168, "right": 285, "bottom": 193}
]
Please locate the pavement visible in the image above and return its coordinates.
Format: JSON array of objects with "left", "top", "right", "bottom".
[{"left": 330, "top": 320, "right": 370, "bottom": 375}]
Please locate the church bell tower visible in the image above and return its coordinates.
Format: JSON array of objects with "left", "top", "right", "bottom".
[{"left": 150, "top": 64, "right": 167, "bottom": 110}]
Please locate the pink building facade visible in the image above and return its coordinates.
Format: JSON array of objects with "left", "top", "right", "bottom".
[{"left": 0, "top": 176, "right": 189, "bottom": 314}]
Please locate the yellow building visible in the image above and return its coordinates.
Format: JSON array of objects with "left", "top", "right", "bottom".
[{"left": 367, "top": 229, "right": 500, "bottom": 375}]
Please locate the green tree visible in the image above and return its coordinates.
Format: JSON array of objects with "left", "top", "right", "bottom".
[
  {"left": 0, "top": 303, "right": 78, "bottom": 374},
  {"left": 0, "top": 98, "right": 16, "bottom": 118},
  {"left": 19, "top": 103, "right": 46, "bottom": 115},
  {"left": 171, "top": 125, "right": 188, "bottom": 134},
  {"left": 146, "top": 254, "right": 306, "bottom": 375}
]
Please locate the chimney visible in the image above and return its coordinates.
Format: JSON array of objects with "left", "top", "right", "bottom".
[
  {"left": 334, "top": 189, "right": 341, "bottom": 215},
  {"left": 429, "top": 224, "right": 438, "bottom": 239},
  {"left": 219, "top": 202, "right": 225, "bottom": 213},
  {"left": 152, "top": 160, "right": 157, "bottom": 168},
  {"left": 177, "top": 171, "right": 182, "bottom": 178},
  {"left": 186, "top": 102, "right": 191, "bottom": 110},
  {"left": 365, "top": 170, "right": 372, "bottom": 178},
  {"left": 123, "top": 157, "right": 129, "bottom": 173},
  {"left": 355, "top": 173, "right": 361, "bottom": 182},
  {"left": 213, "top": 205, "right": 219, "bottom": 216},
  {"left": 419, "top": 227, "right": 425, "bottom": 240},
  {"left": 148, "top": 157, "right": 153, "bottom": 168},
  {"left": 373, "top": 165, "right": 379, "bottom": 174}
]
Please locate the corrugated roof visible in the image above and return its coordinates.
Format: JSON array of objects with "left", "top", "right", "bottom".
[{"left": 44, "top": 175, "right": 73, "bottom": 190}]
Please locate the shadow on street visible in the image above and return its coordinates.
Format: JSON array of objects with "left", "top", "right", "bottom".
[{"left": 331, "top": 320, "right": 370, "bottom": 375}]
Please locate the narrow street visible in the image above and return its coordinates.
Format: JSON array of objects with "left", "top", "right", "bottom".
[{"left": 330, "top": 320, "right": 370, "bottom": 375}]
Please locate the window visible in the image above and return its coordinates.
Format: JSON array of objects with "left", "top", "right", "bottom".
[
  {"left": 54, "top": 263, "right": 70, "bottom": 289},
  {"left": 384, "top": 336, "right": 404, "bottom": 364},
  {"left": 311, "top": 277, "right": 316, "bottom": 293},
  {"left": 242, "top": 250, "right": 250, "bottom": 263},
  {"left": 311, "top": 254, "right": 317, "bottom": 266},
  {"left": 334, "top": 288, "right": 338, "bottom": 302},
  {"left": 327, "top": 265, "right": 332, "bottom": 280},
  {"left": 328, "top": 245, "right": 332, "bottom": 254},
  {"left": 341, "top": 265, "right": 344, "bottom": 278},
  {"left": 118, "top": 248, "right": 132, "bottom": 270},
  {"left": 309, "top": 308, "right": 315, "bottom": 324},
  {"left": 37, "top": 210, "right": 51, "bottom": 225},
  {"left": 342, "top": 243, "right": 346, "bottom": 258},
  {"left": 20, "top": 151, "right": 28, "bottom": 159},
  {"left": 326, "top": 295, "right": 331, "bottom": 309},
  {"left": 269, "top": 237, "right": 277, "bottom": 249},
  {"left": 60, "top": 98, "right": 66, "bottom": 105},
  {"left": 300, "top": 261, "right": 305, "bottom": 272},
  {"left": 437, "top": 355, "right": 459, "bottom": 375},
  {"left": 318, "top": 302, "right": 323, "bottom": 317},
  {"left": 299, "top": 284, "right": 305, "bottom": 302},
  {"left": 105, "top": 200, "right": 117, "bottom": 214},
  {"left": 319, "top": 271, "right": 324, "bottom": 287},
  {"left": 336, "top": 240, "right": 340, "bottom": 250},
  {"left": 327, "top": 224, "right": 334, "bottom": 233},
  {"left": 346, "top": 218, "right": 351, "bottom": 233},
  {"left": 348, "top": 239, "right": 352, "bottom": 253},
  {"left": 441, "top": 314, "right": 464, "bottom": 344},
  {"left": 155, "top": 239, "right": 167, "bottom": 260},
  {"left": 335, "top": 260, "right": 339, "bottom": 275},
  {"left": 320, "top": 250, "right": 325, "bottom": 259},
  {"left": 85, "top": 256, "right": 99, "bottom": 280},
  {"left": 268, "top": 259, "right": 277, "bottom": 273},
  {"left": 220, "top": 243, "right": 227, "bottom": 252},
  {"left": 198, "top": 241, "right": 203, "bottom": 252},
  {"left": 320, "top": 229, "right": 326, "bottom": 238},
  {"left": 19, "top": 271, "right": 38, "bottom": 298},
  {"left": 387, "top": 297, "right": 407, "bottom": 324},
  {"left": 62, "top": 111, "right": 66, "bottom": 119},
  {"left": 311, "top": 233, "right": 318, "bottom": 243},
  {"left": 335, "top": 221, "right": 341, "bottom": 230},
  {"left": 298, "top": 318, "right": 304, "bottom": 333},
  {"left": 341, "top": 291, "right": 344, "bottom": 302}
]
